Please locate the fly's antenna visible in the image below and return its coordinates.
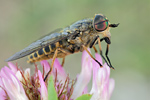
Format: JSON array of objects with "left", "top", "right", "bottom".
[{"left": 109, "top": 23, "right": 120, "bottom": 28}]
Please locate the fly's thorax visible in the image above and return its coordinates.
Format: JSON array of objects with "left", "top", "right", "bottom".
[{"left": 65, "top": 18, "right": 93, "bottom": 33}]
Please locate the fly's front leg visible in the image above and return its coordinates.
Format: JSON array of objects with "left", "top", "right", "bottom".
[
  {"left": 90, "top": 36, "right": 109, "bottom": 67},
  {"left": 97, "top": 38, "right": 110, "bottom": 67},
  {"left": 105, "top": 44, "right": 114, "bottom": 69},
  {"left": 100, "top": 37, "right": 110, "bottom": 43},
  {"left": 89, "top": 36, "right": 99, "bottom": 48},
  {"left": 90, "top": 36, "right": 105, "bottom": 52},
  {"left": 89, "top": 36, "right": 98, "bottom": 52},
  {"left": 102, "top": 37, "right": 114, "bottom": 69},
  {"left": 100, "top": 37, "right": 105, "bottom": 42}
]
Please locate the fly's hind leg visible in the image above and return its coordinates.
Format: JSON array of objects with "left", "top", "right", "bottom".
[
  {"left": 56, "top": 48, "right": 74, "bottom": 67},
  {"left": 44, "top": 48, "right": 73, "bottom": 81},
  {"left": 55, "top": 48, "right": 73, "bottom": 67},
  {"left": 44, "top": 49, "right": 58, "bottom": 81}
]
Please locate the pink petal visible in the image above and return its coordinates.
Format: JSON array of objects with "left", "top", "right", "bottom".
[
  {"left": 90, "top": 67, "right": 108, "bottom": 100},
  {"left": 40, "top": 60, "right": 50, "bottom": 74},
  {"left": 97, "top": 67, "right": 108, "bottom": 86},
  {"left": 103, "top": 63, "right": 110, "bottom": 79},
  {"left": 0, "top": 88, "right": 6, "bottom": 100},
  {"left": 53, "top": 59, "right": 67, "bottom": 83},
  {"left": 95, "top": 53, "right": 103, "bottom": 65},
  {"left": 81, "top": 48, "right": 91, "bottom": 66},
  {"left": 71, "top": 49, "right": 93, "bottom": 99},
  {"left": 8, "top": 62, "right": 18, "bottom": 73},
  {"left": 90, "top": 53, "right": 104, "bottom": 94},
  {"left": 0, "top": 67, "right": 28, "bottom": 100},
  {"left": 38, "top": 70, "right": 48, "bottom": 100},
  {"left": 0, "top": 79, "right": 6, "bottom": 100},
  {"left": 90, "top": 53, "right": 114, "bottom": 100},
  {"left": 108, "top": 78, "right": 115, "bottom": 99},
  {"left": 90, "top": 55, "right": 100, "bottom": 93},
  {"left": 82, "top": 86, "right": 88, "bottom": 94}
]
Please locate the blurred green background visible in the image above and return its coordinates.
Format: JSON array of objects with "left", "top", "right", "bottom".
[{"left": 0, "top": 0, "right": 150, "bottom": 100}]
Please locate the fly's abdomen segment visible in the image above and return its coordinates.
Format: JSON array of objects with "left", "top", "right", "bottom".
[{"left": 27, "top": 40, "right": 63, "bottom": 63}]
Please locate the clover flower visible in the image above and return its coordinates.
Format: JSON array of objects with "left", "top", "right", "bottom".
[{"left": 0, "top": 49, "right": 115, "bottom": 100}]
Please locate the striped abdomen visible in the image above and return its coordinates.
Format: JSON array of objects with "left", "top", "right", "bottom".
[{"left": 27, "top": 41, "right": 64, "bottom": 63}]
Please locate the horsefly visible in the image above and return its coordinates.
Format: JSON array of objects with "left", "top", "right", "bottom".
[{"left": 6, "top": 14, "right": 119, "bottom": 81}]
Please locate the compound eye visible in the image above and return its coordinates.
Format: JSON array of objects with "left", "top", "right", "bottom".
[{"left": 94, "top": 14, "right": 108, "bottom": 32}]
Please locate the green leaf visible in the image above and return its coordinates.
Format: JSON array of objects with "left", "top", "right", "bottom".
[
  {"left": 48, "top": 76, "right": 58, "bottom": 100},
  {"left": 75, "top": 94, "right": 92, "bottom": 100}
]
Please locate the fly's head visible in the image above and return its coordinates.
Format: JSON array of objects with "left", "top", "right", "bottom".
[{"left": 93, "top": 14, "right": 119, "bottom": 44}]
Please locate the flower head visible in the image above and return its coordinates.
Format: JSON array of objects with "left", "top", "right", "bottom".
[{"left": 0, "top": 48, "right": 115, "bottom": 100}]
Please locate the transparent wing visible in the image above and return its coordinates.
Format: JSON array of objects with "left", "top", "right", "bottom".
[
  {"left": 6, "top": 18, "right": 91, "bottom": 62},
  {"left": 6, "top": 30, "right": 70, "bottom": 62}
]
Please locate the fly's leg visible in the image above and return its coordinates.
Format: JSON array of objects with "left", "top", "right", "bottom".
[
  {"left": 44, "top": 48, "right": 73, "bottom": 81},
  {"left": 93, "top": 46, "right": 98, "bottom": 53},
  {"left": 89, "top": 36, "right": 109, "bottom": 67},
  {"left": 89, "top": 36, "right": 99, "bottom": 48},
  {"left": 105, "top": 44, "right": 114, "bottom": 69},
  {"left": 61, "top": 57, "right": 65, "bottom": 67},
  {"left": 82, "top": 45, "right": 103, "bottom": 67},
  {"left": 97, "top": 38, "right": 110, "bottom": 67},
  {"left": 89, "top": 36, "right": 98, "bottom": 52},
  {"left": 100, "top": 37, "right": 105, "bottom": 42},
  {"left": 44, "top": 49, "right": 58, "bottom": 81},
  {"left": 102, "top": 37, "right": 114, "bottom": 69},
  {"left": 56, "top": 48, "right": 73, "bottom": 67}
]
